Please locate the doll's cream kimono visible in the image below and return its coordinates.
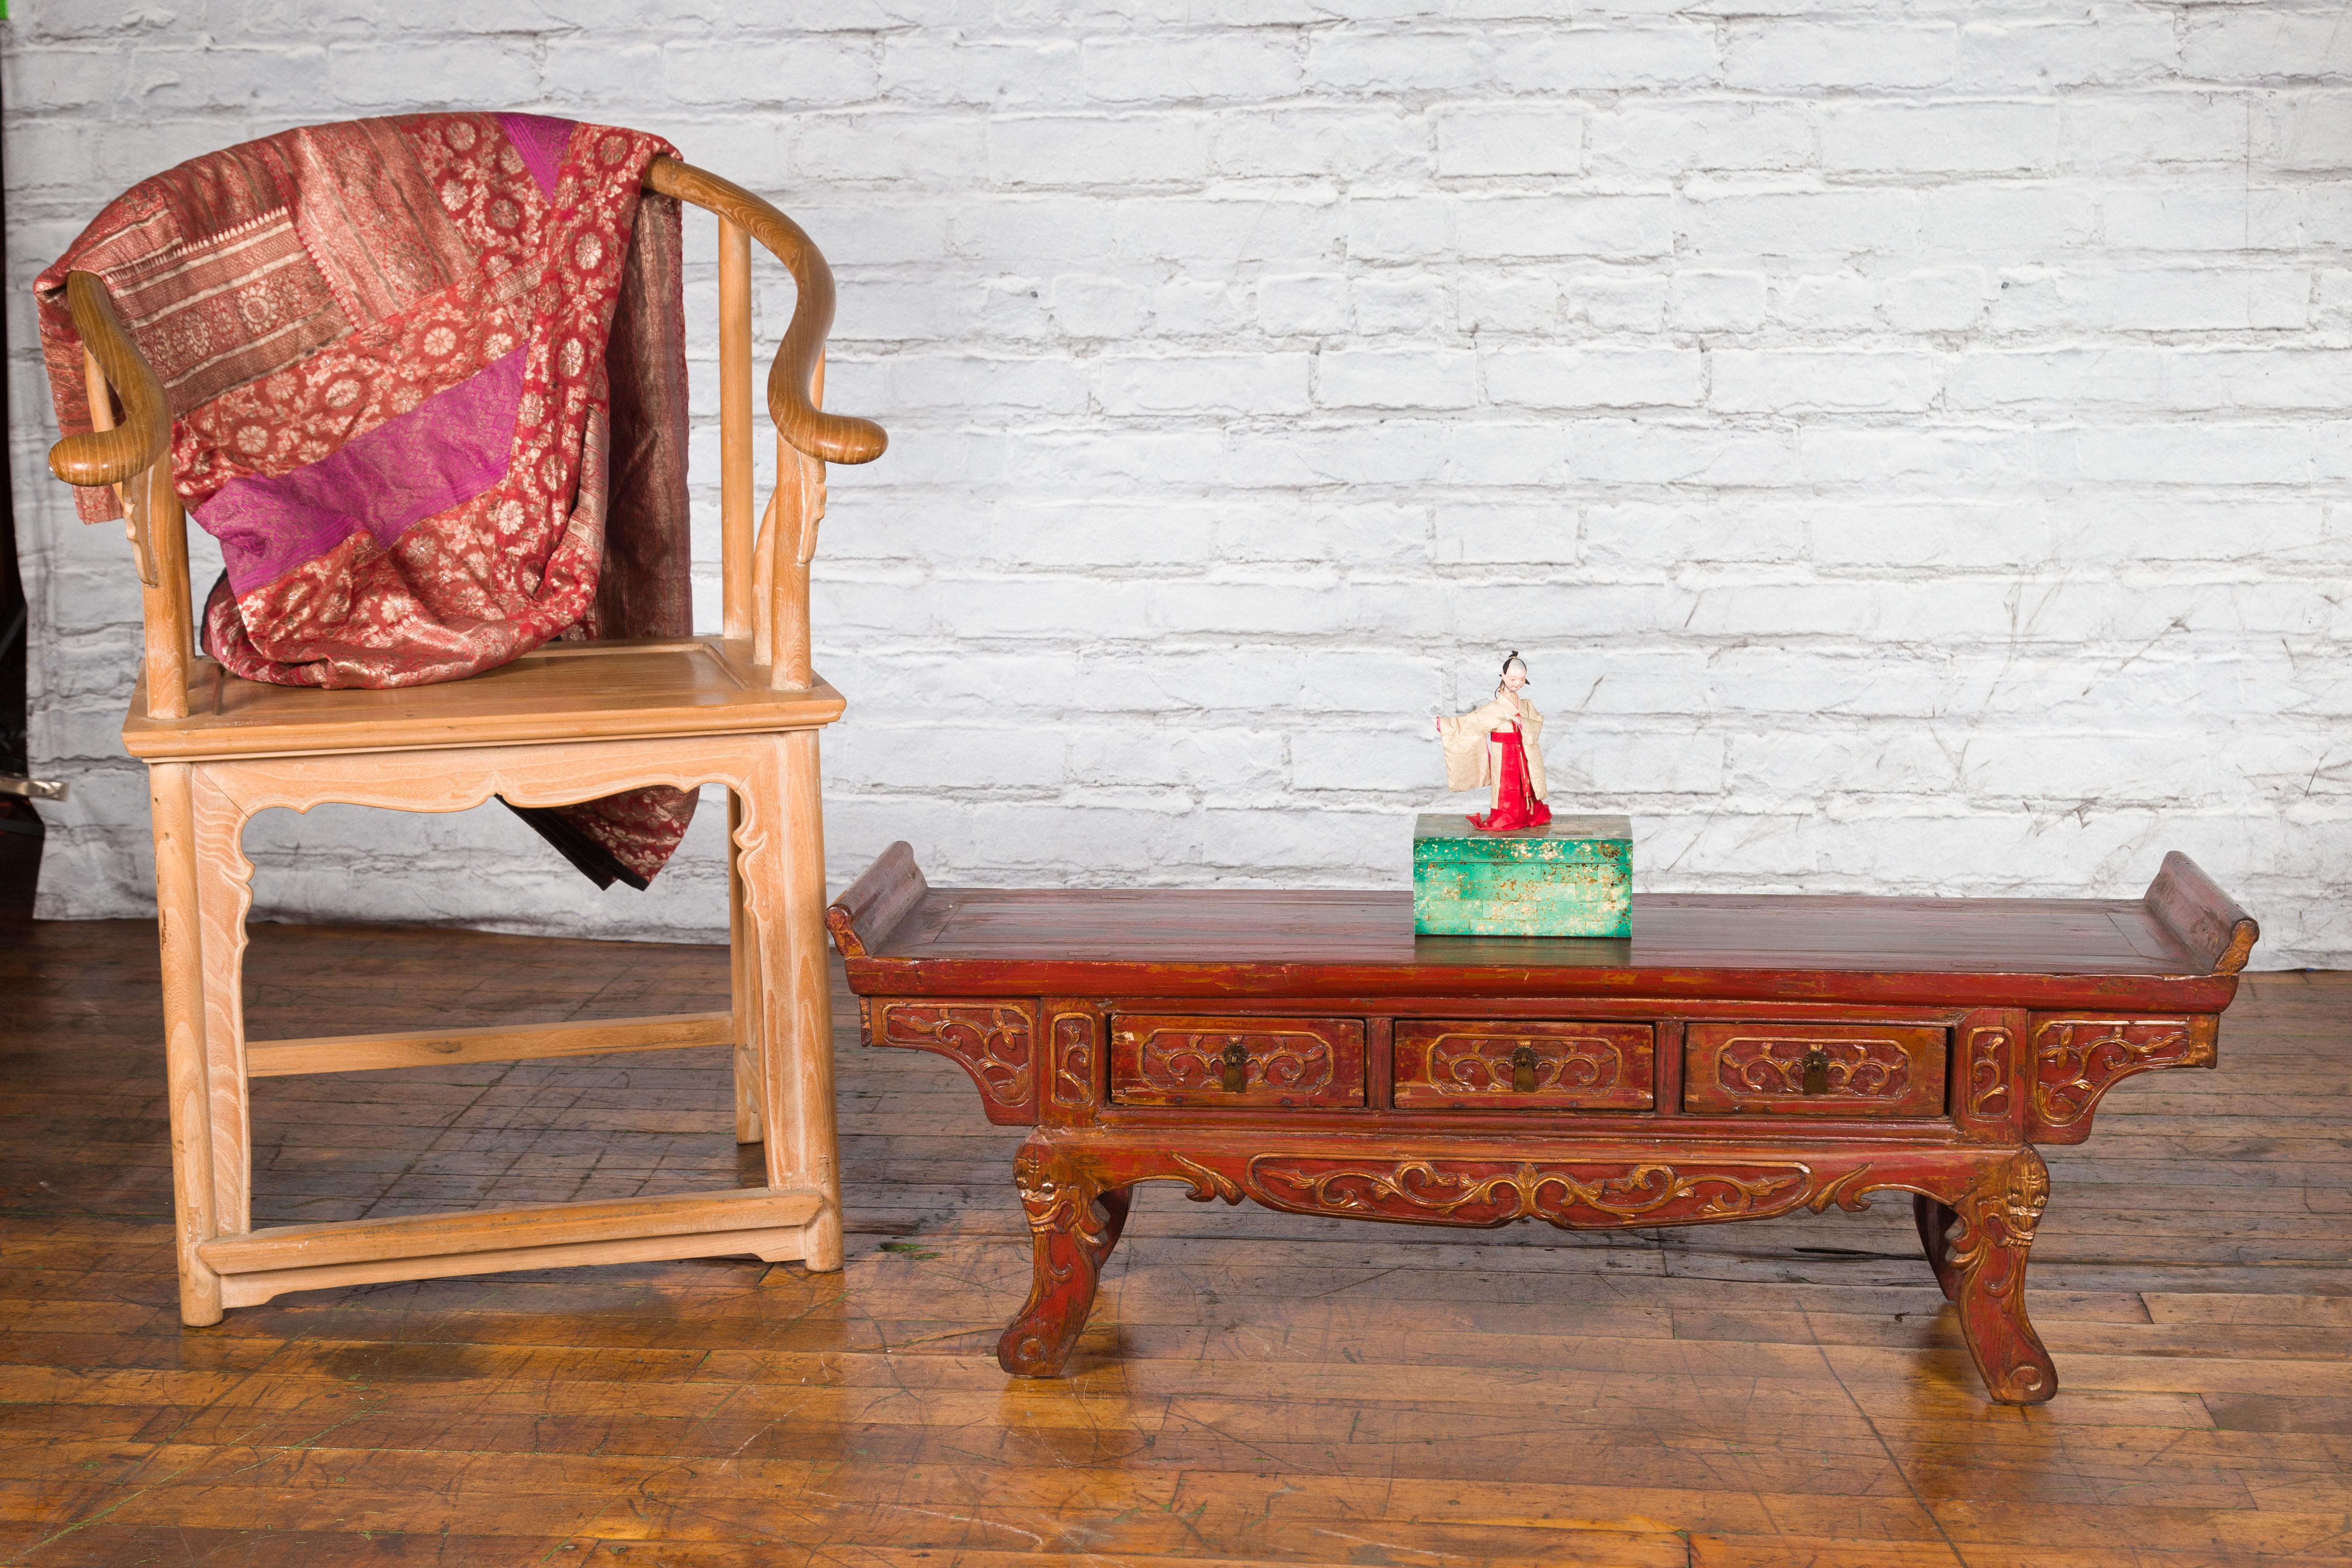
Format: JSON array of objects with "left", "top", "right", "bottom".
[{"left": 1438, "top": 689, "right": 1552, "bottom": 832}]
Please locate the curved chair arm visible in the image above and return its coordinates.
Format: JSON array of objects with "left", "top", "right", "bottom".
[
  {"left": 48, "top": 270, "right": 171, "bottom": 489},
  {"left": 48, "top": 159, "right": 888, "bottom": 489},
  {"left": 646, "top": 157, "right": 888, "bottom": 467}
]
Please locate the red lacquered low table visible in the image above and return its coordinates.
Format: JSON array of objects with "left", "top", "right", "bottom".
[{"left": 827, "top": 845, "right": 2257, "bottom": 1404}]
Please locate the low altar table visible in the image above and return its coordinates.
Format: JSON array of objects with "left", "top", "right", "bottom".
[{"left": 827, "top": 845, "right": 2257, "bottom": 1404}]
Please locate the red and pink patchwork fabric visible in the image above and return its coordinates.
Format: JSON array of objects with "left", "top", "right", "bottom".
[{"left": 37, "top": 114, "right": 701, "bottom": 888}]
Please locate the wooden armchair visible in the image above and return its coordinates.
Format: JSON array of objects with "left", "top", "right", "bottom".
[{"left": 48, "top": 158, "right": 885, "bottom": 1326}]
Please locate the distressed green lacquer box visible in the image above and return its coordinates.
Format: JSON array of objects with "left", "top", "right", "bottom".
[{"left": 1412, "top": 813, "right": 1633, "bottom": 938}]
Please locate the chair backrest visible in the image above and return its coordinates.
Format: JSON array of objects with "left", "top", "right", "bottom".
[{"left": 49, "top": 156, "right": 887, "bottom": 721}]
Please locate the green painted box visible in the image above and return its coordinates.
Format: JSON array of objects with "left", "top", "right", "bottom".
[{"left": 1412, "top": 813, "right": 1632, "bottom": 938}]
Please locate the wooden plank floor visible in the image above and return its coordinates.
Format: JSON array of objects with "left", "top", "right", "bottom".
[{"left": 2, "top": 877, "right": 2348, "bottom": 1565}]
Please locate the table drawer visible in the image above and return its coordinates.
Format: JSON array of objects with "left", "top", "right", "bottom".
[
  {"left": 1394, "top": 1021, "right": 1655, "bottom": 1110},
  {"left": 1684, "top": 1023, "right": 1948, "bottom": 1118},
  {"left": 1109, "top": 1015, "right": 1366, "bottom": 1108}
]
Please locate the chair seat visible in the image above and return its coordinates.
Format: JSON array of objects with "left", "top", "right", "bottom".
[{"left": 122, "top": 636, "right": 844, "bottom": 762}]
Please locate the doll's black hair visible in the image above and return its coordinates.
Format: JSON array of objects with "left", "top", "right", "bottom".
[{"left": 1500, "top": 650, "right": 1530, "bottom": 685}]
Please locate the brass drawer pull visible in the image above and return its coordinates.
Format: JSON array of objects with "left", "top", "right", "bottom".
[
  {"left": 1510, "top": 1044, "right": 1539, "bottom": 1094},
  {"left": 1220, "top": 1040, "right": 1248, "bottom": 1093},
  {"left": 1802, "top": 1048, "right": 1830, "bottom": 1096}
]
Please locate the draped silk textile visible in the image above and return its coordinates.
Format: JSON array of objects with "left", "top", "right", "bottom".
[{"left": 36, "top": 114, "right": 698, "bottom": 887}]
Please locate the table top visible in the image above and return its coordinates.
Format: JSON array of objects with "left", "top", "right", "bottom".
[
  {"left": 835, "top": 858, "right": 2256, "bottom": 1012},
  {"left": 878, "top": 888, "right": 2184, "bottom": 970}
]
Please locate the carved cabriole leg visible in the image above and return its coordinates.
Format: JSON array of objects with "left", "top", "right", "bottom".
[
  {"left": 1913, "top": 1195, "right": 1960, "bottom": 1301},
  {"left": 982, "top": 1130, "right": 2057, "bottom": 1401},
  {"left": 188, "top": 765, "right": 258, "bottom": 1252},
  {"left": 727, "top": 788, "right": 763, "bottom": 1146},
  {"left": 150, "top": 762, "right": 223, "bottom": 1326},
  {"left": 749, "top": 729, "right": 842, "bottom": 1269},
  {"left": 1948, "top": 1149, "right": 2057, "bottom": 1404},
  {"left": 999, "top": 1136, "right": 1128, "bottom": 1378}
]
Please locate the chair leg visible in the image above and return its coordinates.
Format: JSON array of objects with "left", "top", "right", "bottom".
[
  {"left": 745, "top": 730, "right": 843, "bottom": 1270},
  {"left": 727, "top": 789, "right": 764, "bottom": 1146},
  {"left": 189, "top": 769, "right": 257, "bottom": 1253},
  {"left": 150, "top": 764, "right": 224, "bottom": 1327}
]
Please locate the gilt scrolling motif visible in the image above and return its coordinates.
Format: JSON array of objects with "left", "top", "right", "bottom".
[
  {"left": 1685, "top": 1022, "right": 1947, "bottom": 1117},
  {"left": 1394, "top": 1021, "right": 1655, "bottom": 1109},
  {"left": 1140, "top": 1031, "right": 1333, "bottom": 1094},
  {"left": 1968, "top": 1028, "right": 2013, "bottom": 1118},
  {"left": 1433, "top": 1034, "right": 1619, "bottom": 1094},
  {"left": 1724, "top": 1035, "right": 1911, "bottom": 1099},
  {"left": 1109, "top": 1015, "right": 1366, "bottom": 1106},
  {"left": 1050, "top": 1013, "right": 1094, "bottom": 1109},
  {"left": 1245, "top": 1157, "right": 1816, "bottom": 1230},
  {"left": 879, "top": 1003, "right": 1034, "bottom": 1108},
  {"left": 2029, "top": 1017, "right": 2207, "bottom": 1141}
]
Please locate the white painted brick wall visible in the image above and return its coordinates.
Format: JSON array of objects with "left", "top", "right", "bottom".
[{"left": 8, "top": 1, "right": 2349, "bottom": 966}]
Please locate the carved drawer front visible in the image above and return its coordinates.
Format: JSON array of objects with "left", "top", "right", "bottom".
[
  {"left": 1393, "top": 1021, "right": 1655, "bottom": 1111},
  {"left": 1108, "top": 1015, "right": 1366, "bottom": 1108},
  {"left": 1684, "top": 1023, "right": 1948, "bottom": 1118}
]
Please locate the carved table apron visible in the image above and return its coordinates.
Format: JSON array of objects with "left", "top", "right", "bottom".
[{"left": 828, "top": 845, "right": 2258, "bottom": 1405}]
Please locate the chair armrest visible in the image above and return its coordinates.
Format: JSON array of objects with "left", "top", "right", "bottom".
[
  {"left": 646, "top": 157, "right": 888, "bottom": 467},
  {"left": 51, "top": 165, "right": 890, "bottom": 485},
  {"left": 48, "top": 271, "right": 171, "bottom": 488}
]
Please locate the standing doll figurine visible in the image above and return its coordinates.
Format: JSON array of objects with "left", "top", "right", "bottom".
[{"left": 1435, "top": 652, "right": 1552, "bottom": 832}]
